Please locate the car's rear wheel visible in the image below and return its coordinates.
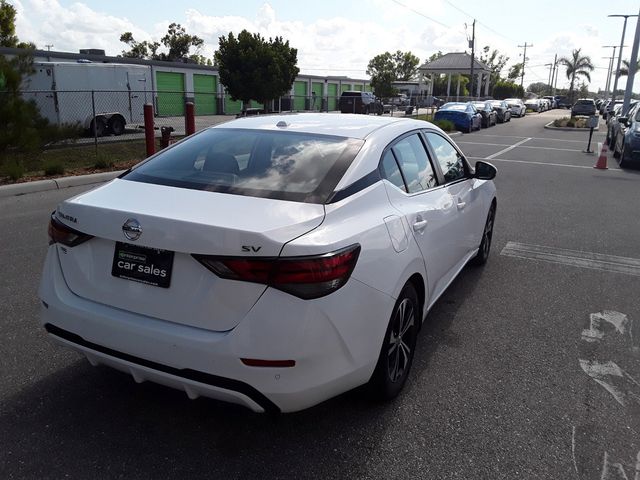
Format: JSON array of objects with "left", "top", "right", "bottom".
[
  {"left": 471, "top": 203, "right": 496, "bottom": 266},
  {"left": 619, "top": 143, "right": 629, "bottom": 168},
  {"left": 467, "top": 122, "right": 473, "bottom": 133},
  {"left": 368, "top": 283, "right": 419, "bottom": 400}
]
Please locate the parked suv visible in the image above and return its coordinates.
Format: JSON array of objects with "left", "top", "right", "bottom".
[
  {"left": 339, "top": 91, "right": 383, "bottom": 115},
  {"left": 571, "top": 98, "right": 596, "bottom": 117}
]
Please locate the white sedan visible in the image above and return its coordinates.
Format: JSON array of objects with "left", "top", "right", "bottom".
[
  {"left": 40, "top": 113, "right": 497, "bottom": 413},
  {"left": 505, "top": 98, "right": 526, "bottom": 117}
]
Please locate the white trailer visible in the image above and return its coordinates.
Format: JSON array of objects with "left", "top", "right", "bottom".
[{"left": 23, "top": 62, "right": 151, "bottom": 136}]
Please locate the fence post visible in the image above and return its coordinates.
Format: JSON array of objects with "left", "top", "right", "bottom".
[
  {"left": 91, "top": 90, "right": 98, "bottom": 157},
  {"left": 185, "top": 101, "right": 195, "bottom": 136},
  {"left": 144, "top": 103, "right": 155, "bottom": 157}
]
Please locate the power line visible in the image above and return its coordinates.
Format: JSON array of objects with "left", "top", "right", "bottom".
[
  {"left": 389, "top": 0, "right": 450, "bottom": 28},
  {"left": 443, "top": 0, "right": 519, "bottom": 43}
]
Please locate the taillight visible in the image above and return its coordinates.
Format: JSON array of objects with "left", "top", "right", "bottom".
[
  {"left": 192, "top": 244, "right": 360, "bottom": 299},
  {"left": 48, "top": 213, "right": 93, "bottom": 247}
]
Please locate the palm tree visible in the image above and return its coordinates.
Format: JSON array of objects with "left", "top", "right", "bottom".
[
  {"left": 618, "top": 59, "right": 640, "bottom": 78},
  {"left": 558, "top": 49, "right": 594, "bottom": 102}
]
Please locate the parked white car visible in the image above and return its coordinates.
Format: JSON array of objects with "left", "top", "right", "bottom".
[
  {"left": 505, "top": 98, "right": 526, "bottom": 117},
  {"left": 40, "top": 113, "right": 497, "bottom": 413},
  {"left": 524, "top": 98, "right": 542, "bottom": 112}
]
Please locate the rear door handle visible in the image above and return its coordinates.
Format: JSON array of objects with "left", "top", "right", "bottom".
[{"left": 413, "top": 220, "right": 428, "bottom": 232}]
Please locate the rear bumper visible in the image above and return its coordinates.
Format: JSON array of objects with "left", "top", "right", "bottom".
[{"left": 38, "top": 246, "right": 393, "bottom": 413}]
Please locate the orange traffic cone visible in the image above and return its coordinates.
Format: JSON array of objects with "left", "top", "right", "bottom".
[{"left": 594, "top": 142, "right": 608, "bottom": 170}]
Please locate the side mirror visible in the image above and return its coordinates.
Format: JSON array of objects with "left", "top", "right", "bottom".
[
  {"left": 619, "top": 116, "right": 629, "bottom": 126},
  {"left": 474, "top": 161, "right": 497, "bottom": 180}
]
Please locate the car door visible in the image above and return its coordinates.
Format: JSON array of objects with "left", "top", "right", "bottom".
[
  {"left": 379, "top": 132, "right": 460, "bottom": 304},
  {"left": 423, "top": 131, "right": 485, "bottom": 265}
]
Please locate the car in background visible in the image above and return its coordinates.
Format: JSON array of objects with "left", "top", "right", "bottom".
[
  {"left": 505, "top": 98, "right": 526, "bottom": 117},
  {"left": 604, "top": 100, "right": 624, "bottom": 120},
  {"left": 543, "top": 96, "right": 557, "bottom": 109},
  {"left": 339, "top": 91, "right": 383, "bottom": 115},
  {"left": 434, "top": 102, "right": 482, "bottom": 133},
  {"left": 473, "top": 101, "right": 498, "bottom": 128},
  {"left": 524, "top": 98, "right": 542, "bottom": 113},
  {"left": 39, "top": 113, "right": 498, "bottom": 413},
  {"left": 612, "top": 102, "right": 640, "bottom": 168},
  {"left": 606, "top": 103, "right": 625, "bottom": 148},
  {"left": 571, "top": 98, "right": 597, "bottom": 117},
  {"left": 490, "top": 100, "right": 512, "bottom": 123},
  {"left": 556, "top": 96, "right": 572, "bottom": 109}
]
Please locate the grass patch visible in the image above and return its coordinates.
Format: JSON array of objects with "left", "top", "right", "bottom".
[
  {"left": 43, "top": 161, "right": 65, "bottom": 176},
  {"left": 552, "top": 116, "right": 590, "bottom": 128},
  {"left": 2, "top": 161, "right": 25, "bottom": 181},
  {"left": 433, "top": 119, "right": 455, "bottom": 132}
]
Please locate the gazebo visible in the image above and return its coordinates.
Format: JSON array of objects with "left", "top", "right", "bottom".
[{"left": 418, "top": 52, "right": 492, "bottom": 98}]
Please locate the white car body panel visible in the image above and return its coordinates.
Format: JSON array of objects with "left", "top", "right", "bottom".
[{"left": 39, "top": 113, "right": 497, "bottom": 412}]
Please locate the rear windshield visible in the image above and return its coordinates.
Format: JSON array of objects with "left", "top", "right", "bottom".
[
  {"left": 576, "top": 100, "right": 594, "bottom": 105},
  {"left": 341, "top": 92, "right": 362, "bottom": 97},
  {"left": 441, "top": 104, "right": 467, "bottom": 111},
  {"left": 123, "top": 128, "right": 364, "bottom": 203}
]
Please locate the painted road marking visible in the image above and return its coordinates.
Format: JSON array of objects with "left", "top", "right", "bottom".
[
  {"left": 486, "top": 137, "right": 531, "bottom": 159},
  {"left": 467, "top": 156, "right": 623, "bottom": 171},
  {"left": 470, "top": 134, "right": 604, "bottom": 143},
  {"left": 500, "top": 242, "right": 640, "bottom": 276},
  {"left": 460, "top": 141, "right": 582, "bottom": 152}
]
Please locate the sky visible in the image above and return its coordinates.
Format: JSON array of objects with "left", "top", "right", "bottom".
[{"left": 9, "top": 0, "right": 640, "bottom": 93}]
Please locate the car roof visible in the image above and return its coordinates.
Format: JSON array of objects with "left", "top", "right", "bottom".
[{"left": 214, "top": 113, "right": 418, "bottom": 140}]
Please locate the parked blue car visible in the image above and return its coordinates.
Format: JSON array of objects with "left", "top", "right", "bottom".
[
  {"left": 612, "top": 102, "right": 640, "bottom": 168},
  {"left": 434, "top": 102, "right": 482, "bottom": 133}
]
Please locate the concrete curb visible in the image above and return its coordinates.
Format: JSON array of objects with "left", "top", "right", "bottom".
[
  {"left": 544, "top": 120, "right": 600, "bottom": 131},
  {"left": 0, "top": 170, "right": 124, "bottom": 198},
  {"left": 449, "top": 131, "right": 463, "bottom": 137}
]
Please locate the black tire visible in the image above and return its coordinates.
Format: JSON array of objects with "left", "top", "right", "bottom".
[
  {"left": 467, "top": 122, "right": 473, "bottom": 133},
  {"left": 608, "top": 133, "right": 616, "bottom": 149},
  {"left": 364, "top": 105, "right": 370, "bottom": 115},
  {"left": 368, "top": 283, "right": 419, "bottom": 400},
  {"left": 619, "top": 143, "right": 628, "bottom": 168},
  {"left": 471, "top": 203, "right": 496, "bottom": 266},
  {"left": 613, "top": 142, "right": 621, "bottom": 159},
  {"left": 90, "top": 117, "right": 107, "bottom": 137},
  {"left": 109, "top": 116, "right": 125, "bottom": 136}
]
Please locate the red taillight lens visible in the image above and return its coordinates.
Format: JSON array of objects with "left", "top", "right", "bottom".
[
  {"left": 48, "top": 214, "right": 93, "bottom": 247},
  {"left": 193, "top": 244, "right": 360, "bottom": 299}
]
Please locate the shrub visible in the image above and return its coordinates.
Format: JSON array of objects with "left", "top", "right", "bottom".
[
  {"left": 434, "top": 119, "right": 455, "bottom": 132},
  {"left": 43, "top": 161, "right": 65, "bottom": 176},
  {"left": 94, "top": 154, "right": 114, "bottom": 169},
  {"left": 3, "top": 160, "right": 25, "bottom": 181},
  {"left": 566, "top": 119, "right": 576, "bottom": 128}
]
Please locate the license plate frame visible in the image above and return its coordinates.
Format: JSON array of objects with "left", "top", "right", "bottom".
[{"left": 111, "top": 242, "right": 174, "bottom": 288}]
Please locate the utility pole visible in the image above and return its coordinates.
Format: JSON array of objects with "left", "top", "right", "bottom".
[
  {"left": 518, "top": 42, "right": 532, "bottom": 89},
  {"left": 622, "top": 10, "right": 640, "bottom": 115},
  {"left": 545, "top": 62, "right": 553, "bottom": 93},
  {"left": 550, "top": 54, "right": 557, "bottom": 96},
  {"left": 45, "top": 44, "right": 53, "bottom": 62},
  {"left": 602, "top": 56, "right": 614, "bottom": 100},
  {"left": 602, "top": 45, "right": 619, "bottom": 100},
  {"left": 469, "top": 19, "right": 476, "bottom": 98},
  {"left": 609, "top": 14, "right": 638, "bottom": 101}
]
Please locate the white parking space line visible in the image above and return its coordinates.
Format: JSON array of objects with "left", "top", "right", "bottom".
[
  {"left": 500, "top": 242, "right": 640, "bottom": 276},
  {"left": 467, "top": 156, "right": 623, "bottom": 171},
  {"left": 460, "top": 141, "right": 582, "bottom": 152},
  {"left": 472, "top": 134, "right": 602, "bottom": 144},
  {"left": 486, "top": 138, "right": 531, "bottom": 159}
]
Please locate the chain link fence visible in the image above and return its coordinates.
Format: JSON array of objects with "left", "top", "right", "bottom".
[{"left": 2, "top": 89, "right": 446, "bottom": 183}]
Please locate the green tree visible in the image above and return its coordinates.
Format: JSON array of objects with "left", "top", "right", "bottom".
[
  {"left": 215, "top": 30, "right": 299, "bottom": 111},
  {"left": 479, "top": 46, "right": 509, "bottom": 86},
  {"left": 507, "top": 63, "right": 522, "bottom": 81},
  {"left": 492, "top": 81, "right": 524, "bottom": 99},
  {"left": 367, "top": 50, "right": 420, "bottom": 97},
  {"left": 558, "top": 49, "right": 594, "bottom": 102},
  {"left": 527, "top": 82, "right": 550, "bottom": 96},
  {"left": 120, "top": 23, "right": 205, "bottom": 63},
  {"left": 618, "top": 59, "right": 640, "bottom": 78},
  {"left": 0, "top": 0, "right": 78, "bottom": 179}
]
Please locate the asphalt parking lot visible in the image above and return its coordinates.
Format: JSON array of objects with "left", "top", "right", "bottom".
[{"left": 1, "top": 110, "right": 639, "bottom": 479}]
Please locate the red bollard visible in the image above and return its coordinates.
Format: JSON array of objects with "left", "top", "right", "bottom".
[
  {"left": 144, "top": 103, "right": 155, "bottom": 157},
  {"left": 185, "top": 101, "right": 195, "bottom": 136}
]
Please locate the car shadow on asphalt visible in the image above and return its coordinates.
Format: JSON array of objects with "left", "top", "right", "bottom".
[{"left": 1, "top": 266, "right": 486, "bottom": 478}]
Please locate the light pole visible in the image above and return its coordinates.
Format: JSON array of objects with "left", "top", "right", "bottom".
[
  {"left": 608, "top": 14, "right": 639, "bottom": 101},
  {"left": 602, "top": 45, "right": 621, "bottom": 101},
  {"left": 622, "top": 11, "right": 640, "bottom": 115}
]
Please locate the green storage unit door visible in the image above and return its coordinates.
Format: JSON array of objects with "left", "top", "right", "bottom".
[
  {"left": 293, "top": 81, "right": 307, "bottom": 111},
  {"left": 225, "top": 94, "right": 243, "bottom": 115},
  {"left": 327, "top": 83, "right": 338, "bottom": 111},
  {"left": 156, "top": 71, "right": 185, "bottom": 116},
  {"left": 354, "top": 84, "right": 363, "bottom": 92},
  {"left": 311, "top": 82, "right": 323, "bottom": 111},
  {"left": 341, "top": 84, "right": 351, "bottom": 93},
  {"left": 250, "top": 100, "right": 264, "bottom": 109},
  {"left": 365, "top": 84, "right": 372, "bottom": 92},
  {"left": 193, "top": 74, "right": 217, "bottom": 115}
]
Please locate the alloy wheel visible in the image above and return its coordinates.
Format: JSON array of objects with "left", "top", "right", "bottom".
[{"left": 387, "top": 298, "right": 415, "bottom": 383}]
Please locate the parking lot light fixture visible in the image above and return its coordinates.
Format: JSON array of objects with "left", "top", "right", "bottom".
[{"left": 608, "top": 14, "right": 639, "bottom": 101}]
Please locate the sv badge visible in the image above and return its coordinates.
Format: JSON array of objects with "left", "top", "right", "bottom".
[{"left": 242, "top": 246, "right": 262, "bottom": 253}]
